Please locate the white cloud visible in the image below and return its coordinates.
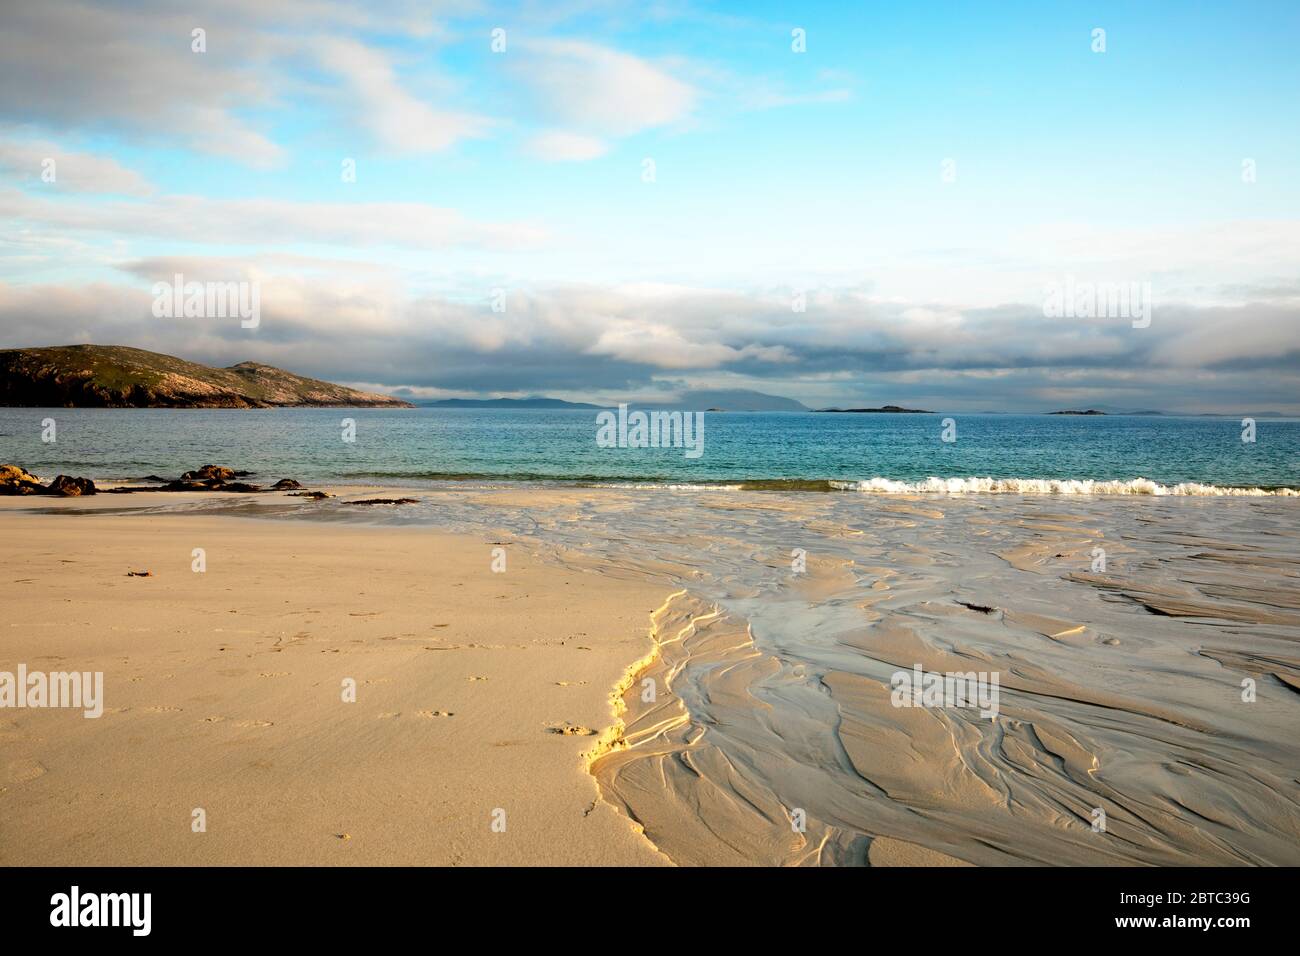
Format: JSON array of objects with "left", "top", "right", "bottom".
[
  {"left": 0, "top": 139, "right": 153, "bottom": 195},
  {"left": 526, "top": 130, "right": 609, "bottom": 162},
  {"left": 518, "top": 40, "right": 696, "bottom": 137},
  {"left": 0, "top": 2, "right": 483, "bottom": 166},
  {"left": 313, "top": 37, "right": 491, "bottom": 154},
  {"left": 587, "top": 324, "right": 741, "bottom": 368}
]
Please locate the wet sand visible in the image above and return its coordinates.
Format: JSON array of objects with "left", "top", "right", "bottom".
[
  {"left": 581, "top": 491, "right": 1300, "bottom": 865},
  {"left": 2, "top": 487, "right": 1298, "bottom": 865}
]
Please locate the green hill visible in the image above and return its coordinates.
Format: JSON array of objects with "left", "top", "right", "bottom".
[{"left": 0, "top": 345, "right": 412, "bottom": 408}]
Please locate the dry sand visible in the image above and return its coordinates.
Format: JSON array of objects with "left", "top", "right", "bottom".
[{"left": 0, "top": 505, "right": 670, "bottom": 865}]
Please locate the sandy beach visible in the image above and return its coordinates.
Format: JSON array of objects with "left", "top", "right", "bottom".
[
  {"left": 0, "top": 499, "right": 670, "bottom": 866},
  {"left": 3, "top": 485, "right": 1299, "bottom": 867}
]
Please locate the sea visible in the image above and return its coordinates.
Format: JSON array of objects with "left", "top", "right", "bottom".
[{"left": 1, "top": 407, "right": 1297, "bottom": 493}]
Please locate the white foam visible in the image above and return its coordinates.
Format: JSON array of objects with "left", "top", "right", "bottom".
[{"left": 830, "top": 477, "right": 1298, "bottom": 496}]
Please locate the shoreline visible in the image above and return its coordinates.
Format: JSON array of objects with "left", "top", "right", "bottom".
[{"left": 7, "top": 473, "right": 1300, "bottom": 500}]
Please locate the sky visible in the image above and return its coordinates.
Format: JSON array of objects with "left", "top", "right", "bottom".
[{"left": 0, "top": 0, "right": 1297, "bottom": 413}]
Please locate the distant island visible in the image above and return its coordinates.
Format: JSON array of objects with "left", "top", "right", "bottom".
[
  {"left": 816, "top": 405, "right": 933, "bottom": 414},
  {"left": 1049, "top": 409, "right": 1106, "bottom": 415},
  {"left": 0, "top": 345, "right": 413, "bottom": 408}
]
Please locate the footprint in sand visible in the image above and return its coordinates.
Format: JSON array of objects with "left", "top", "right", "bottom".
[
  {"left": 204, "top": 716, "right": 272, "bottom": 727},
  {"left": 259, "top": 671, "right": 290, "bottom": 678},
  {"left": 555, "top": 680, "right": 589, "bottom": 687},
  {"left": 143, "top": 705, "right": 182, "bottom": 714},
  {"left": 547, "top": 724, "right": 598, "bottom": 736},
  {"left": 416, "top": 710, "right": 454, "bottom": 718},
  {"left": 377, "top": 712, "right": 401, "bottom": 719},
  {"left": 4, "top": 759, "right": 47, "bottom": 784},
  {"left": 467, "top": 675, "right": 489, "bottom": 682}
]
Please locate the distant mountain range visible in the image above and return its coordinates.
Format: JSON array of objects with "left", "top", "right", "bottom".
[
  {"left": 0, "top": 345, "right": 413, "bottom": 408},
  {"left": 415, "top": 389, "right": 808, "bottom": 412},
  {"left": 667, "top": 390, "right": 807, "bottom": 412},
  {"left": 415, "top": 397, "right": 607, "bottom": 409}
]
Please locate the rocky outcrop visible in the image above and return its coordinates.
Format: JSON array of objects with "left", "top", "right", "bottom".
[
  {"left": 156, "top": 480, "right": 209, "bottom": 492},
  {"left": 0, "top": 464, "right": 98, "bottom": 496},
  {"left": 5, "top": 461, "right": 317, "bottom": 498},
  {"left": 111, "top": 465, "right": 262, "bottom": 493},
  {"left": 0, "top": 464, "right": 37, "bottom": 483},
  {"left": 47, "top": 475, "right": 97, "bottom": 497},
  {"left": 220, "top": 482, "right": 262, "bottom": 493},
  {"left": 0, "top": 464, "right": 44, "bottom": 495},
  {"left": 181, "top": 465, "right": 237, "bottom": 481},
  {"left": 154, "top": 475, "right": 259, "bottom": 492},
  {"left": 0, "top": 345, "right": 414, "bottom": 408},
  {"left": 111, "top": 465, "right": 295, "bottom": 495}
]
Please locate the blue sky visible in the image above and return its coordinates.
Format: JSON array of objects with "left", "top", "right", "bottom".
[{"left": 1, "top": 0, "right": 1297, "bottom": 412}]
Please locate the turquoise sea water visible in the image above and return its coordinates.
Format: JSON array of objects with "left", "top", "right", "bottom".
[{"left": 1, "top": 407, "right": 1297, "bottom": 492}]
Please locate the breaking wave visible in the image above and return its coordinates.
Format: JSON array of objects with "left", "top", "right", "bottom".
[
  {"left": 340, "top": 471, "right": 1298, "bottom": 496},
  {"left": 829, "top": 477, "right": 1299, "bottom": 496}
]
